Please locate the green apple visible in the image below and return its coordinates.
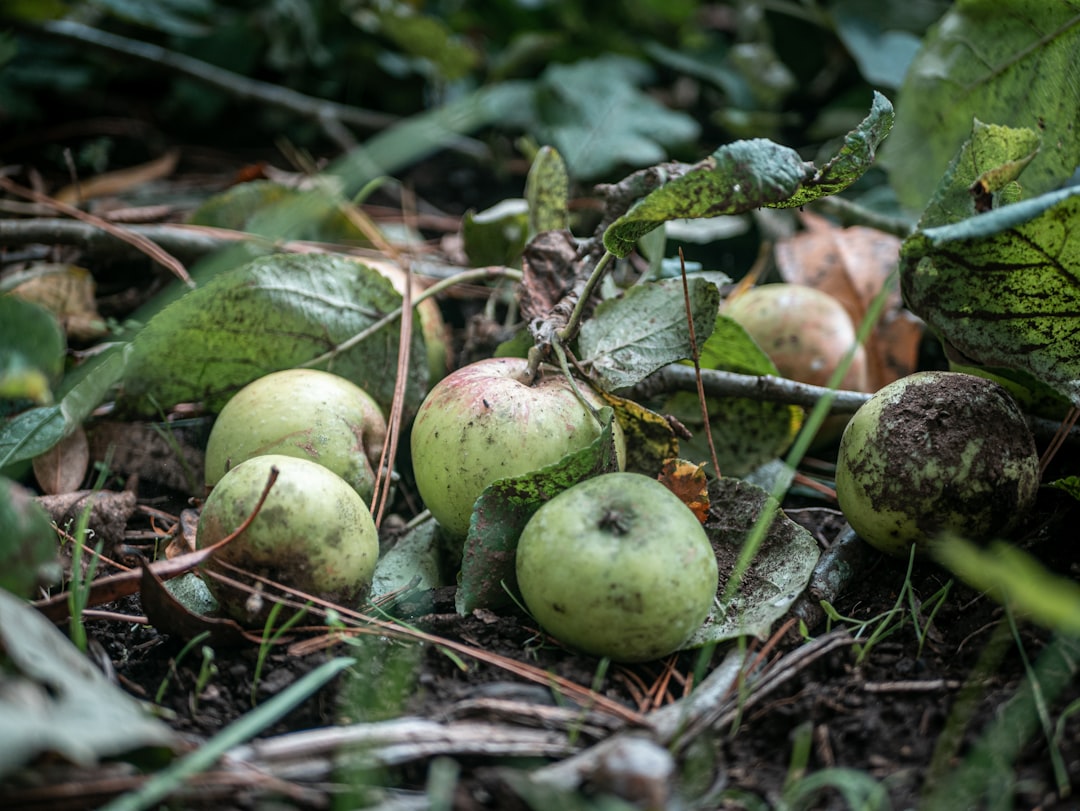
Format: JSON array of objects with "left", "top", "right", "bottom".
[
  {"left": 205, "top": 368, "right": 386, "bottom": 505},
  {"left": 410, "top": 357, "right": 626, "bottom": 538},
  {"left": 197, "top": 454, "right": 378, "bottom": 624},
  {"left": 835, "top": 371, "right": 1040, "bottom": 556},
  {"left": 516, "top": 472, "right": 717, "bottom": 663}
]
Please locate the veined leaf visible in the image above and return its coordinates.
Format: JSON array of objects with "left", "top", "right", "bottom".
[
  {"left": 602, "top": 92, "right": 893, "bottom": 257},
  {"left": 579, "top": 278, "right": 720, "bottom": 391},
  {"left": 118, "top": 253, "right": 427, "bottom": 417},
  {"left": 883, "top": 0, "right": 1080, "bottom": 212},
  {"left": 901, "top": 186, "right": 1080, "bottom": 406}
]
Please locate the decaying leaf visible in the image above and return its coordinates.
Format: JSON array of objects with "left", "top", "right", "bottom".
[
  {"left": 775, "top": 211, "right": 921, "bottom": 389},
  {"left": 10, "top": 264, "right": 107, "bottom": 342},
  {"left": 32, "top": 426, "right": 89, "bottom": 495},
  {"left": 684, "top": 477, "right": 819, "bottom": 645},
  {"left": 657, "top": 459, "right": 709, "bottom": 522}
]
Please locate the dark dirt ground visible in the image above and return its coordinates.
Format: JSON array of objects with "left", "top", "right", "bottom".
[{"left": 2, "top": 145, "right": 1080, "bottom": 811}]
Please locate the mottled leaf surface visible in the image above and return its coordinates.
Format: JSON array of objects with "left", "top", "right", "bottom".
[
  {"left": 901, "top": 186, "right": 1080, "bottom": 406},
  {"left": 684, "top": 477, "right": 819, "bottom": 645},
  {"left": 603, "top": 92, "right": 893, "bottom": 257},
  {"left": 456, "top": 408, "right": 619, "bottom": 615},
  {"left": 579, "top": 278, "right": 720, "bottom": 391},
  {"left": 525, "top": 146, "right": 570, "bottom": 235},
  {"left": 883, "top": 0, "right": 1080, "bottom": 212},
  {"left": 118, "top": 253, "right": 427, "bottom": 417}
]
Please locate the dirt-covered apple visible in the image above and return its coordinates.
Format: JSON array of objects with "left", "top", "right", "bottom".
[
  {"left": 196, "top": 454, "right": 378, "bottom": 624},
  {"left": 409, "top": 357, "right": 627, "bottom": 539},
  {"left": 835, "top": 371, "right": 1040, "bottom": 557},
  {"left": 204, "top": 368, "right": 386, "bottom": 505},
  {"left": 516, "top": 472, "right": 717, "bottom": 663}
]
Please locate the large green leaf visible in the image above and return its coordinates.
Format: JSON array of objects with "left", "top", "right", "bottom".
[
  {"left": 901, "top": 186, "right": 1080, "bottom": 406},
  {"left": 882, "top": 0, "right": 1080, "bottom": 212},
  {"left": 0, "top": 587, "right": 175, "bottom": 779},
  {"left": 662, "top": 315, "right": 802, "bottom": 478},
  {"left": 602, "top": 92, "right": 893, "bottom": 257},
  {"left": 531, "top": 56, "right": 701, "bottom": 181},
  {"left": 118, "top": 253, "right": 427, "bottom": 417},
  {"left": 578, "top": 278, "right": 720, "bottom": 391},
  {"left": 0, "top": 477, "right": 58, "bottom": 598},
  {"left": 456, "top": 408, "right": 620, "bottom": 615}
]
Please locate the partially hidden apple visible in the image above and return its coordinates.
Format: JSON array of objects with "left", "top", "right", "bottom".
[
  {"left": 516, "top": 472, "right": 718, "bottom": 663},
  {"left": 197, "top": 454, "right": 379, "bottom": 624},
  {"left": 204, "top": 368, "right": 387, "bottom": 505},
  {"left": 409, "top": 357, "right": 627, "bottom": 538}
]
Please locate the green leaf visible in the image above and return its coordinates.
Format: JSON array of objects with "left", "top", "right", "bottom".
[
  {"left": 578, "top": 278, "right": 720, "bottom": 391},
  {"left": 117, "top": 253, "right": 427, "bottom": 417},
  {"left": 900, "top": 186, "right": 1080, "bottom": 406},
  {"left": 1047, "top": 476, "right": 1080, "bottom": 501},
  {"left": 461, "top": 199, "right": 529, "bottom": 267},
  {"left": 602, "top": 92, "right": 894, "bottom": 256},
  {"left": 684, "top": 477, "right": 819, "bottom": 645},
  {"left": 663, "top": 315, "right": 802, "bottom": 477},
  {"left": 0, "top": 477, "right": 58, "bottom": 598},
  {"left": 525, "top": 146, "right": 570, "bottom": 235},
  {"left": 933, "top": 536, "right": 1080, "bottom": 634},
  {"left": 882, "top": 0, "right": 1080, "bottom": 212},
  {"left": 0, "top": 587, "right": 175, "bottom": 780},
  {"left": 0, "top": 345, "right": 130, "bottom": 467},
  {"left": 0, "top": 296, "right": 65, "bottom": 404},
  {"left": 532, "top": 55, "right": 701, "bottom": 181},
  {"left": 919, "top": 120, "right": 1041, "bottom": 230},
  {"left": 456, "top": 408, "right": 620, "bottom": 615},
  {"left": 371, "top": 522, "right": 446, "bottom": 600}
]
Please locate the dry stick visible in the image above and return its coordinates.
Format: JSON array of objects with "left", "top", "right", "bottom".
[
  {"left": 196, "top": 564, "right": 644, "bottom": 725},
  {"left": 678, "top": 247, "right": 722, "bottom": 477},
  {"left": 1038, "top": 404, "right": 1080, "bottom": 475},
  {"left": 0, "top": 176, "right": 193, "bottom": 286},
  {"left": 33, "top": 19, "right": 397, "bottom": 149}
]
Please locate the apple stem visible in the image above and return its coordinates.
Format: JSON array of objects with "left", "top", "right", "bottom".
[{"left": 556, "top": 251, "right": 614, "bottom": 345}]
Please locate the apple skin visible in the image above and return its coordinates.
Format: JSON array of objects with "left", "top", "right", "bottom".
[
  {"left": 835, "top": 371, "right": 1040, "bottom": 557},
  {"left": 724, "top": 284, "right": 868, "bottom": 391},
  {"left": 205, "top": 369, "right": 386, "bottom": 505},
  {"left": 516, "top": 472, "right": 718, "bottom": 663},
  {"left": 197, "top": 454, "right": 378, "bottom": 624},
  {"left": 409, "top": 357, "right": 626, "bottom": 538}
]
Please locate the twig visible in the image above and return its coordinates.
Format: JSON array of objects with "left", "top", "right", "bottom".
[
  {"left": 31, "top": 20, "right": 395, "bottom": 150},
  {"left": 0, "top": 177, "right": 193, "bottom": 286}
]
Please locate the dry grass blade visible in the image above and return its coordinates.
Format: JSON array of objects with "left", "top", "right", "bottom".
[{"left": 0, "top": 175, "right": 193, "bottom": 286}]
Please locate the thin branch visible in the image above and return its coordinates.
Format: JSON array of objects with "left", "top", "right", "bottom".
[{"left": 31, "top": 20, "right": 396, "bottom": 149}]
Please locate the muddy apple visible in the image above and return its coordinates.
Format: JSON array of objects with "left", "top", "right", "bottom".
[
  {"left": 409, "top": 357, "right": 626, "bottom": 538},
  {"left": 835, "top": 371, "right": 1040, "bottom": 556}
]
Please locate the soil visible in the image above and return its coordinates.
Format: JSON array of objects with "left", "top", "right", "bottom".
[{"left": 2, "top": 151, "right": 1079, "bottom": 811}]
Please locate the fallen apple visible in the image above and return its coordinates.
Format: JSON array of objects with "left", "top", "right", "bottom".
[
  {"left": 515, "top": 472, "right": 717, "bottom": 662},
  {"left": 204, "top": 368, "right": 387, "bottom": 505},
  {"left": 409, "top": 357, "right": 626, "bottom": 538},
  {"left": 723, "top": 283, "right": 868, "bottom": 391},
  {"left": 197, "top": 454, "right": 379, "bottom": 624},
  {"left": 835, "top": 371, "right": 1040, "bottom": 557}
]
